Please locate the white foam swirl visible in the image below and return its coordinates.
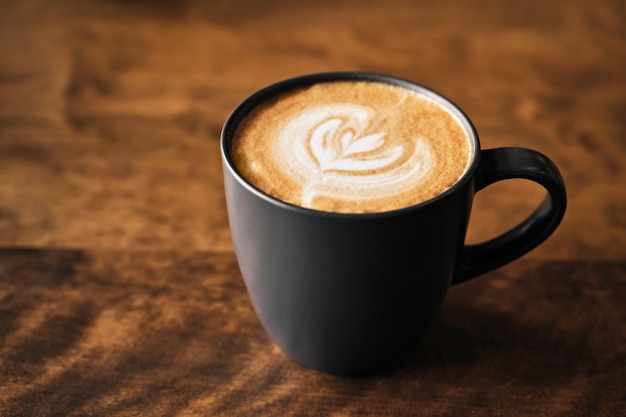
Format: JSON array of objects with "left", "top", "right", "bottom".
[{"left": 275, "top": 104, "right": 435, "bottom": 208}]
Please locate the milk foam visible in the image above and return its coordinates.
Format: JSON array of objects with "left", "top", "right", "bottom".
[
  {"left": 276, "top": 105, "right": 435, "bottom": 207},
  {"left": 232, "top": 81, "right": 471, "bottom": 213}
]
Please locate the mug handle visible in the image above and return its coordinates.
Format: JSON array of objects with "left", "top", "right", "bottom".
[{"left": 453, "top": 147, "right": 567, "bottom": 284}]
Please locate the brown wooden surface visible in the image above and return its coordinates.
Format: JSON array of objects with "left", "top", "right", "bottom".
[{"left": 0, "top": 0, "right": 624, "bottom": 416}]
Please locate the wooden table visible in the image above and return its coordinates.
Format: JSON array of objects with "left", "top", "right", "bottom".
[{"left": 1, "top": 1, "right": 624, "bottom": 415}]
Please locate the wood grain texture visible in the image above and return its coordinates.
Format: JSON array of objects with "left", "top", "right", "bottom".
[
  {"left": 1, "top": 0, "right": 625, "bottom": 415},
  {"left": 1, "top": 250, "right": 624, "bottom": 416}
]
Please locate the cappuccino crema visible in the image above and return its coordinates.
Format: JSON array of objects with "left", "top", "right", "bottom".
[{"left": 231, "top": 81, "right": 472, "bottom": 213}]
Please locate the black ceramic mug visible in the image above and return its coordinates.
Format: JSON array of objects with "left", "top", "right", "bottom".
[{"left": 221, "top": 72, "right": 566, "bottom": 375}]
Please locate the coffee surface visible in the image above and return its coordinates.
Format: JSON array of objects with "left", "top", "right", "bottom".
[{"left": 231, "top": 81, "right": 472, "bottom": 213}]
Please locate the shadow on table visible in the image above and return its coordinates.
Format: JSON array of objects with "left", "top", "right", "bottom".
[{"left": 394, "top": 261, "right": 607, "bottom": 389}]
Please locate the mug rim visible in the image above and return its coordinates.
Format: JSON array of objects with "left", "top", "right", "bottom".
[{"left": 220, "top": 71, "right": 481, "bottom": 218}]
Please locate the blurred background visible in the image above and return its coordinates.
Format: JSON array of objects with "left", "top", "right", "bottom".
[{"left": 1, "top": 0, "right": 624, "bottom": 258}]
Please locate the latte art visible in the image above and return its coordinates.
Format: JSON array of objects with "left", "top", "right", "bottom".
[
  {"left": 279, "top": 105, "right": 435, "bottom": 206},
  {"left": 232, "top": 81, "right": 472, "bottom": 213}
]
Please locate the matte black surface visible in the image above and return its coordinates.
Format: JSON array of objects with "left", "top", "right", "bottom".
[{"left": 221, "top": 72, "right": 567, "bottom": 375}]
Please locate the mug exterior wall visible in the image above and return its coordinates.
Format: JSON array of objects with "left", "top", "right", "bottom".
[{"left": 223, "top": 159, "right": 476, "bottom": 375}]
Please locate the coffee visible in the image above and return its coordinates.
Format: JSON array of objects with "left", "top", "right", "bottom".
[{"left": 231, "top": 81, "right": 473, "bottom": 213}]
